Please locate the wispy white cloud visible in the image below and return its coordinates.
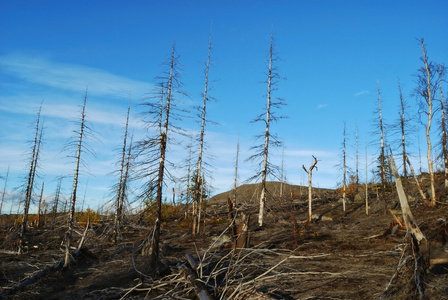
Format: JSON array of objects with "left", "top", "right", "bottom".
[
  {"left": 354, "top": 90, "right": 369, "bottom": 96},
  {"left": 317, "top": 104, "right": 328, "bottom": 109},
  {"left": 0, "top": 54, "right": 152, "bottom": 98}
]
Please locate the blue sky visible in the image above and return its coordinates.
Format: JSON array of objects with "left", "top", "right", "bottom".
[{"left": 1, "top": 0, "right": 447, "bottom": 213}]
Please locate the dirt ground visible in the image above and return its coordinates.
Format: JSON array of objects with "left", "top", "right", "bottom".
[{"left": 1, "top": 182, "right": 448, "bottom": 299}]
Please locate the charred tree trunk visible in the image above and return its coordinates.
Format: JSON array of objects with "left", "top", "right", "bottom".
[{"left": 342, "top": 122, "right": 347, "bottom": 212}]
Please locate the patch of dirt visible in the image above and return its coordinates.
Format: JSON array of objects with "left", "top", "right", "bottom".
[{"left": 1, "top": 181, "right": 448, "bottom": 299}]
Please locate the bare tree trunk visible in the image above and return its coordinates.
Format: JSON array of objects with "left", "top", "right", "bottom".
[
  {"left": 119, "top": 135, "right": 132, "bottom": 225},
  {"left": 355, "top": 121, "right": 359, "bottom": 185},
  {"left": 377, "top": 81, "right": 387, "bottom": 214},
  {"left": 365, "top": 141, "right": 369, "bottom": 215},
  {"left": 19, "top": 107, "right": 42, "bottom": 254},
  {"left": 421, "top": 39, "right": 436, "bottom": 206},
  {"left": 280, "top": 148, "right": 284, "bottom": 197},
  {"left": 151, "top": 43, "right": 176, "bottom": 268},
  {"left": 0, "top": 165, "right": 9, "bottom": 215},
  {"left": 302, "top": 156, "right": 318, "bottom": 222},
  {"left": 398, "top": 78, "right": 408, "bottom": 178},
  {"left": 342, "top": 122, "right": 347, "bottom": 212},
  {"left": 196, "top": 175, "right": 205, "bottom": 235},
  {"left": 193, "top": 31, "right": 212, "bottom": 236},
  {"left": 52, "top": 176, "right": 62, "bottom": 228},
  {"left": 439, "top": 64, "right": 448, "bottom": 188},
  {"left": 186, "top": 138, "right": 192, "bottom": 217},
  {"left": 64, "top": 91, "right": 87, "bottom": 268},
  {"left": 258, "top": 32, "right": 274, "bottom": 227},
  {"left": 36, "top": 182, "right": 44, "bottom": 228},
  {"left": 233, "top": 137, "right": 240, "bottom": 206},
  {"left": 114, "top": 100, "right": 130, "bottom": 244}
]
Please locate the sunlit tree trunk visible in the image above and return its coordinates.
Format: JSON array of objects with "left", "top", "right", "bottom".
[
  {"left": 258, "top": 33, "right": 274, "bottom": 227},
  {"left": 438, "top": 64, "right": 448, "bottom": 188},
  {"left": 302, "top": 156, "right": 318, "bottom": 222},
  {"left": 420, "top": 39, "right": 436, "bottom": 206}
]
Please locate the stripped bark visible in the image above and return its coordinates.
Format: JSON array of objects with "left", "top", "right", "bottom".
[{"left": 302, "top": 156, "right": 318, "bottom": 222}]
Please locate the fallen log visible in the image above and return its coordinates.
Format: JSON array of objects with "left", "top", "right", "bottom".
[{"left": 0, "top": 220, "right": 89, "bottom": 298}]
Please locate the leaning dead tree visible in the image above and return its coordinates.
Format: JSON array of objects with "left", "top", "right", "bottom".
[
  {"left": 414, "top": 39, "right": 437, "bottom": 206},
  {"left": 64, "top": 90, "right": 92, "bottom": 268},
  {"left": 302, "top": 156, "right": 318, "bottom": 222},
  {"left": 113, "top": 100, "right": 131, "bottom": 244},
  {"left": 19, "top": 106, "right": 43, "bottom": 254},
  {"left": 247, "top": 30, "right": 285, "bottom": 227},
  {"left": 383, "top": 149, "right": 428, "bottom": 299},
  {"left": 193, "top": 30, "right": 213, "bottom": 236}
]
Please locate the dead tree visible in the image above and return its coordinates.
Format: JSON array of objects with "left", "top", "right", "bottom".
[
  {"left": 119, "top": 135, "right": 133, "bottom": 225},
  {"left": 247, "top": 30, "right": 285, "bottom": 227},
  {"left": 19, "top": 106, "right": 43, "bottom": 254},
  {"left": 64, "top": 90, "right": 91, "bottom": 268},
  {"left": 438, "top": 64, "right": 448, "bottom": 187},
  {"left": 113, "top": 100, "right": 131, "bottom": 244},
  {"left": 414, "top": 39, "right": 437, "bottom": 206},
  {"left": 0, "top": 165, "right": 9, "bottom": 215},
  {"left": 137, "top": 42, "right": 185, "bottom": 269},
  {"left": 193, "top": 30, "right": 213, "bottom": 236},
  {"left": 36, "top": 182, "right": 44, "bottom": 227},
  {"left": 397, "top": 78, "right": 409, "bottom": 178},
  {"left": 342, "top": 121, "right": 347, "bottom": 212},
  {"left": 302, "top": 156, "right": 318, "bottom": 222},
  {"left": 386, "top": 149, "right": 428, "bottom": 298},
  {"left": 355, "top": 121, "right": 359, "bottom": 185},
  {"left": 365, "top": 141, "right": 369, "bottom": 215},
  {"left": 377, "top": 81, "right": 387, "bottom": 213},
  {"left": 52, "top": 176, "right": 63, "bottom": 227},
  {"left": 233, "top": 137, "right": 240, "bottom": 206}
]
